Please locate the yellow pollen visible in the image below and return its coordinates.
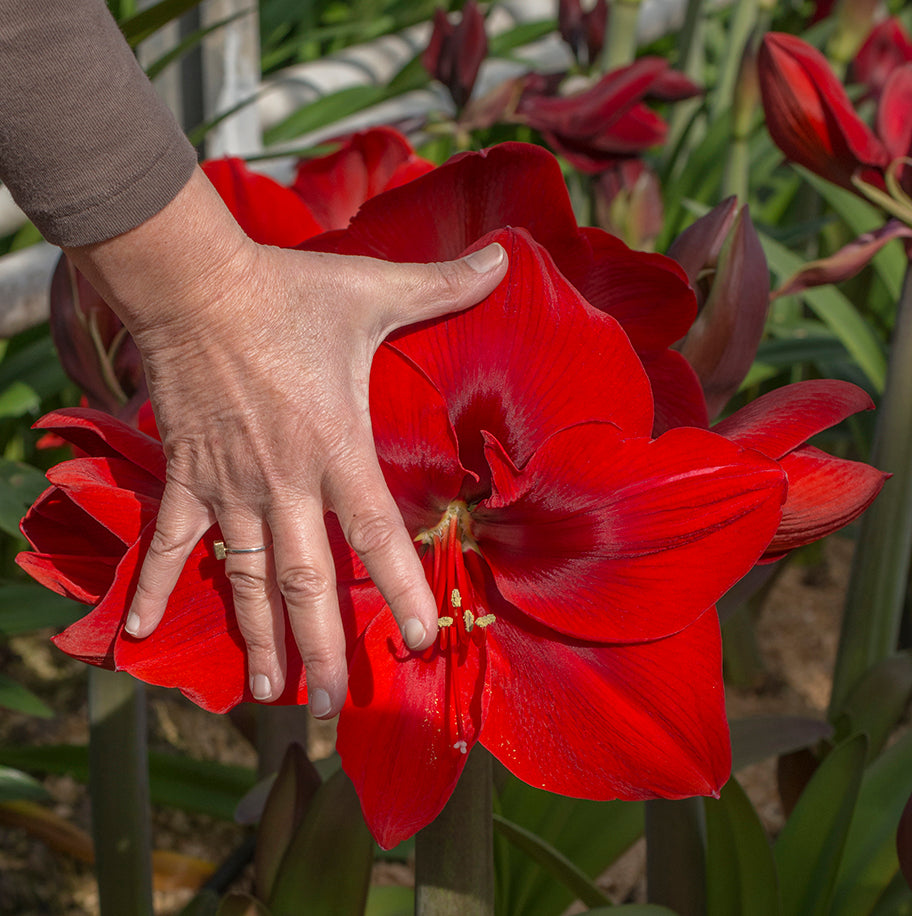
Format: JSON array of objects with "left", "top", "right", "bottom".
[
  {"left": 464, "top": 609, "right": 475, "bottom": 632},
  {"left": 438, "top": 616, "right": 454, "bottom": 627},
  {"left": 475, "top": 614, "right": 496, "bottom": 628},
  {"left": 451, "top": 588, "right": 462, "bottom": 609}
]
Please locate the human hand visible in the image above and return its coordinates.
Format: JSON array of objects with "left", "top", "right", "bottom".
[{"left": 64, "top": 168, "right": 508, "bottom": 717}]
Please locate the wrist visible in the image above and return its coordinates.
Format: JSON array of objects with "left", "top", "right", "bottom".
[{"left": 62, "top": 166, "right": 257, "bottom": 342}]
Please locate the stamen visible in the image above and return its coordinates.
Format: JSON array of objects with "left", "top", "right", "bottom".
[
  {"left": 450, "top": 588, "right": 462, "bottom": 608},
  {"left": 463, "top": 608, "right": 475, "bottom": 632},
  {"left": 475, "top": 614, "right": 496, "bottom": 628},
  {"left": 453, "top": 740, "right": 468, "bottom": 754},
  {"left": 438, "top": 616, "right": 454, "bottom": 627}
]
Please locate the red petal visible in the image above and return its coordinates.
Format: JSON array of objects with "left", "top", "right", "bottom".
[
  {"left": 305, "top": 142, "right": 588, "bottom": 268},
  {"left": 475, "top": 423, "right": 785, "bottom": 643},
  {"left": 481, "top": 605, "right": 730, "bottom": 799},
  {"left": 112, "top": 531, "right": 308, "bottom": 712},
  {"left": 18, "top": 552, "right": 119, "bottom": 605},
  {"left": 878, "top": 64, "right": 912, "bottom": 162},
  {"left": 644, "top": 349, "right": 709, "bottom": 434},
  {"left": 33, "top": 408, "right": 166, "bottom": 481},
  {"left": 764, "top": 445, "right": 888, "bottom": 556},
  {"left": 20, "top": 486, "right": 125, "bottom": 557},
  {"left": 291, "top": 127, "right": 434, "bottom": 232},
  {"left": 712, "top": 380, "right": 874, "bottom": 459},
  {"left": 46, "top": 457, "right": 162, "bottom": 544},
  {"left": 370, "top": 345, "right": 466, "bottom": 531},
  {"left": 391, "top": 229, "right": 653, "bottom": 493},
  {"left": 758, "top": 34, "right": 888, "bottom": 189},
  {"left": 337, "top": 609, "right": 489, "bottom": 848},
  {"left": 572, "top": 227, "right": 696, "bottom": 351},
  {"left": 202, "top": 158, "right": 324, "bottom": 246}
]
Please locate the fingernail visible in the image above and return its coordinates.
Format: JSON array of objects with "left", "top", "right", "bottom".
[
  {"left": 124, "top": 612, "right": 141, "bottom": 636},
  {"left": 310, "top": 688, "right": 333, "bottom": 718},
  {"left": 464, "top": 243, "right": 504, "bottom": 274},
  {"left": 403, "top": 617, "right": 427, "bottom": 649},
  {"left": 252, "top": 674, "right": 272, "bottom": 701}
]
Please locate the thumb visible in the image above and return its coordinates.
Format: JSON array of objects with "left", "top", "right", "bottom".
[{"left": 385, "top": 242, "right": 508, "bottom": 329}]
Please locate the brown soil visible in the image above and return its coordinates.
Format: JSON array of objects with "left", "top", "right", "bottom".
[{"left": 0, "top": 535, "right": 854, "bottom": 915}]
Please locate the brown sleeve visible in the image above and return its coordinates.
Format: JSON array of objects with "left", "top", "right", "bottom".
[{"left": 0, "top": 0, "right": 198, "bottom": 247}]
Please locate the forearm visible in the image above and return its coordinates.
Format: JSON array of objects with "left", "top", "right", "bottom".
[{"left": 0, "top": 0, "right": 197, "bottom": 246}]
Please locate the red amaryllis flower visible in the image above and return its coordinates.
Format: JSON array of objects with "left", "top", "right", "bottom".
[
  {"left": 202, "top": 127, "right": 434, "bottom": 247},
  {"left": 304, "top": 140, "right": 709, "bottom": 434},
  {"left": 20, "top": 228, "right": 792, "bottom": 850},
  {"left": 758, "top": 33, "right": 889, "bottom": 191},
  {"left": 422, "top": 0, "right": 487, "bottom": 111},
  {"left": 853, "top": 18, "right": 912, "bottom": 100},
  {"left": 516, "top": 57, "right": 701, "bottom": 173}
]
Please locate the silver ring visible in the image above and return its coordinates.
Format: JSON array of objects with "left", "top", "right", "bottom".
[{"left": 213, "top": 540, "right": 273, "bottom": 560}]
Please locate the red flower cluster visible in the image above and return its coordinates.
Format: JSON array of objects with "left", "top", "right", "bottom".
[{"left": 19, "top": 140, "right": 885, "bottom": 848}]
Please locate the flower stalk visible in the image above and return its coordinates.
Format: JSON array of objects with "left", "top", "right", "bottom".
[
  {"left": 645, "top": 797, "right": 707, "bottom": 915},
  {"left": 414, "top": 745, "right": 494, "bottom": 916},
  {"left": 602, "top": 0, "right": 642, "bottom": 71},
  {"left": 88, "top": 668, "right": 154, "bottom": 916},
  {"left": 830, "top": 259, "right": 912, "bottom": 715}
]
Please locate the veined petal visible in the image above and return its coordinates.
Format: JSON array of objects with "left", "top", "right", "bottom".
[
  {"left": 33, "top": 408, "right": 166, "bottom": 481},
  {"left": 46, "top": 457, "right": 162, "bottom": 544},
  {"left": 764, "top": 445, "right": 888, "bottom": 556},
  {"left": 370, "top": 344, "right": 467, "bottom": 530},
  {"left": 305, "top": 142, "right": 588, "bottom": 269},
  {"left": 202, "top": 158, "right": 324, "bottom": 246},
  {"left": 18, "top": 552, "right": 119, "bottom": 605},
  {"left": 572, "top": 227, "right": 696, "bottom": 351},
  {"left": 338, "top": 610, "right": 489, "bottom": 848},
  {"left": 482, "top": 604, "right": 730, "bottom": 799},
  {"left": 113, "top": 530, "right": 308, "bottom": 712},
  {"left": 475, "top": 423, "right": 784, "bottom": 643},
  {"left": 391, "top": 229, "right": 654, "bottom": 490},
  {"left": 20, "top": 486, "right": 125, "bottom": 558},
  {"left": 712, "top": 380, "right": 874, "bottom": 459}
]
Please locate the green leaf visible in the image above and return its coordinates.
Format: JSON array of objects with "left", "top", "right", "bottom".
[
  {"left": 831, "top": 730, "right": 912, "bottom": 916},
  {"left": 774, "top": 733, "right": 867, "bottom": 916},
  {"left": 704, "top": 777, "right": 781, "bottom": 916},
  {"left": 0, "top": 333, "right": 68, "bottom": 404},
  {"left": 0, "top": 744, "right": 255, "bottom": 820},
  {"left": 868, "top": 873, "right": 912, "bottom": 916},
  {"left": 365, "top": 885, "right": 414, "bottom": 916},
  {"left": 267, "top": 768, "right": 373, "bottom": 916},
  {"left": 0, "top": 458, "right": 51, "bottom": 538},
  {"left": 494, "top": 775, "right": 642, "bottom": 916},
  {"left": 761, "top": 234, "right": 887, "bottom": 392},
  {"left": 120, "top": 0, "right": 207, "bottom": 45},
  {"left": 263, "top": 85, "right": 386, "bottom": 145},
  {"left": 0, "top": 583, "right": 84, "bottom": 635},
  {"left": 835, "top": 653, "right": 912, "bottom": 760},
  {"left": 0, "top": 673, "right": 52, "bottom": 717},
  {"left": 145, "top": 11, "right": 250, "bottom": 80},
  {"left": 488, "top": 19, "right": 555, "bottom": 55},
  {"left": 0, "top": 381, "right": 41, "bottom": 419},
  {"left": 0, "top": 765, "right": 50, "bottom": 803},
  {"left": 493, "top": 813, "right": 612, "bottom": 910}
]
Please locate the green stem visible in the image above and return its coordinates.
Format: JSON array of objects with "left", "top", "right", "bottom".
[
  {"left": 88, "top": 668, "right": 154, "bottom": 916},
  {"left": 602, "top": 0, "right": 642, "bottom": 71},
  {"left": 830, "top": 260, "right": 912, "bottom": 716},
  {"left": 645, "top": 797, "right": 706, "bottom": 916},
  {"left": 661, "top": 0, "right": 705, "bottom": 173},
  {"left": 415, "top": 746, "right": 494, "bottom": 916}
]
